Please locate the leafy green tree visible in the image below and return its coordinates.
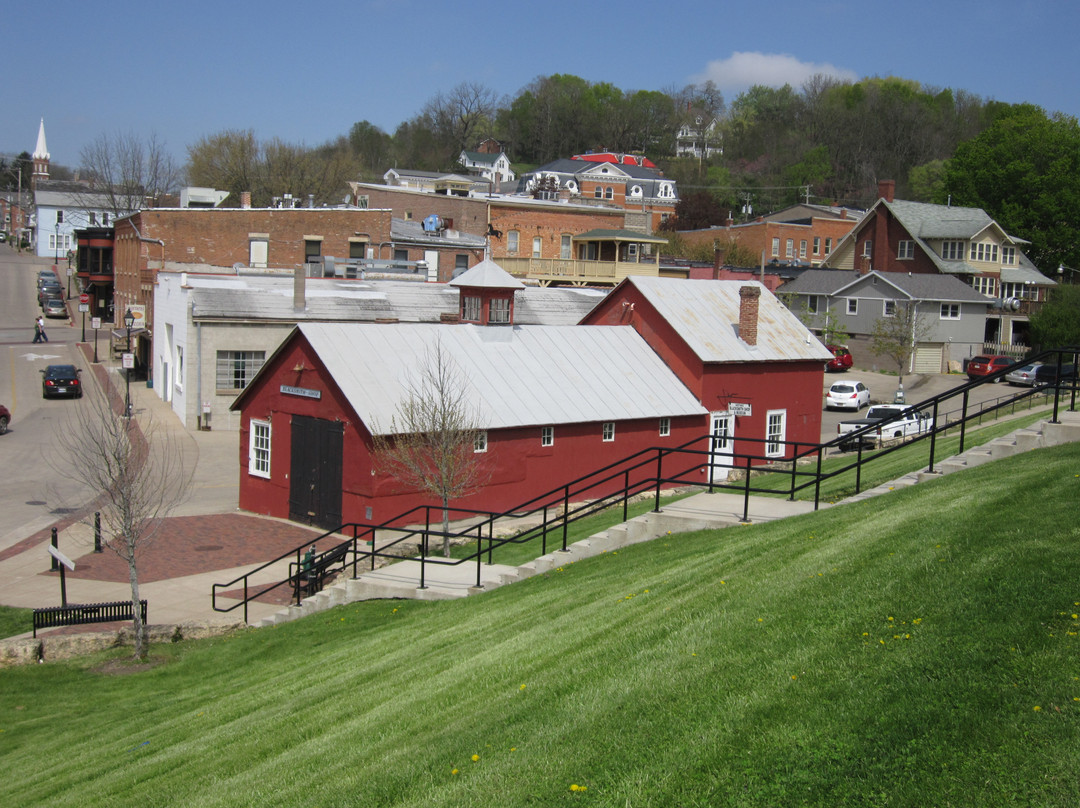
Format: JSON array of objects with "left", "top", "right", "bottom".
[
  {"left": 940, "top": 104, "right": 1080, "bottom": 273},
  {"left": 1029, "top": 284, "right": 1080, "bottom": 349}
]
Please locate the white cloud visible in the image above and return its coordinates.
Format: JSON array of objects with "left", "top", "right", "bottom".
[{"left": 693, "top": 52, "right": 858, "bottom": 98}]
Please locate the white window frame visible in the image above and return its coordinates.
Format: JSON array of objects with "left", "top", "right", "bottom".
[
  {"left": 659, "top": 417, "right": 671, "bottom": 437},
  {"left": 799, "top": 240, "right": 807, "bottom": 259},
  {"left": 941, "top": 240, "right": 965, "bottom": 260},
  {"left": 249, "top": 419, "right": 271, "bottom": 478},
  {"left": 462, "top": 295, "right": 482, "bottom": 322},
  {"left": 216, "top": 350, "right": 266, "bottom": 392},
  {"left": 846, "top": 298, "right": 858, "bottom": 315},
  {"left": 897, "top": 240, "right": 915, "bottom": 259},
  {"left": 532, "top": 236, "right": 542, "bottom": 258},
  {"left": 489, "top": 297, "right": 510, "bottom": 324},
  {"left": 824, "top": 237, "right": 832, "bottom": 255},
  {"left": 507, "top": 230, "right": 519, "bottom": 255},
  {"left": 785, "top": 239, "right": 794, "bottom": 258},
  {"left": 766, "top": 409, "right": 786, "bottom": 458},
  {"left": 541, "top": 426, "right": 554, "bottom": 447},
  {"left": 940, "top": 303, "right": 960, "bottom": 320},
  {"left": 771, "top": 237, "right": 780, "bottom": 257},
  {"left": 862, "top": 239, "right": 873, "bottom": 258},
  {"left": 883, "top": 300, "right": 896, "bottom": 317},
  {"left": 1002, "top": 246, "right": 1016, "bottom": 265},
  {"left": 602, "top": 422, "right": 615, "bottom": 442},
  {"left": 813, "top": 236, "right": 821, "bottom": 255},
  {"left": 175, "top": 345, "right": 184, "bottom": 392},
  {"left": 474, "top": 432, "right": 488, "bottom": 453},
  {"left": 560, "top": 235, "right": 572, "bottom": 260}
]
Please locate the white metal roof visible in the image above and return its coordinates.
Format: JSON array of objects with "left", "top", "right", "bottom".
[
  {"left": 296, "top": 322, "right": 706, "bottom": 434},
  {"left": 618, "top": 277, "right": 833, "bottom": 364}
]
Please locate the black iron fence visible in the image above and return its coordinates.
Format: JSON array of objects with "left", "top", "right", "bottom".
[
  {"left": 212, "top": 347, "right": 1079, "bottom": 623},
  {"left": 32, "top": 599, "right": 148, "bottom": 637}
]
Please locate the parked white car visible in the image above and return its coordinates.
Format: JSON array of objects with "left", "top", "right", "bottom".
[
  {"left": 1005, "top": 362, "right": 1043, "bottom": 386},
  {"left": 826, "top": 381, "right": 870, "bottom": 410}
]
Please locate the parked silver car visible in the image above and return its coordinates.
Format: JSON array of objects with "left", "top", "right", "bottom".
[{"left": 1005, "top": 362, "right": 1043, "bottom": 386}]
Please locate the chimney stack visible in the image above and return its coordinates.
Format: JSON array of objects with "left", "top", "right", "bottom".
[
  {"left": 878, "top": 179, "right": 895, "bottom": 203},
  {"left": 294, "top": 264, "right": 306, "bottom": 312},
  {"left": 738, "top": 285, "right": 761, "bottom": 346},
  {"left": 241, "top": 191, "right": 252, "bottom": 209}
]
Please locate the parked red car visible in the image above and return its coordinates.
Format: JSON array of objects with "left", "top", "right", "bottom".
[
  {"left": 0, "top": 403, "right": 10, "bottom": 434},
  {"left": 966, "top": 355, "right": 1014, "bottom": 382},
  {"left": 826, "top": 344, "right": 853, "bottom": 372}
]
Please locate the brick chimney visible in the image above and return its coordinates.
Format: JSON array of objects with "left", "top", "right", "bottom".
[
  {"left": 738, "top": 285, "right": 761, "bottom": 346},
  {"left": 878, "top": 180, "right": 895, "bottom": 203},
  {"left": 241, "top": 191, "right": 252, "bottom": 209}
]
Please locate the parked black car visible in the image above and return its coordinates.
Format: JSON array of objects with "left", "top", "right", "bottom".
[
  {"left": 41, "top": 365, "right": 83, "bottom": 399},
  {"left": 1034, "top": 362, "right": 1077, "bottom": 387}
]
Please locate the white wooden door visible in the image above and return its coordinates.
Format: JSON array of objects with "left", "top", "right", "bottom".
[{"left": 709, "top": 412, "right": 734, "bottom": 483}]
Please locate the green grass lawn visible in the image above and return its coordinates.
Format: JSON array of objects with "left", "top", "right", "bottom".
[
  {"left": 2, "top": 440, "right": 1079, "bottom": 806},
  {"left": 0, "top": 606, "right": 33, "bottom": 641}
]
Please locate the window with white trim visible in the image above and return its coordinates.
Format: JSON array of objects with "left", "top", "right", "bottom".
[
  {"left": 813, "top": 236, "right": 821, "bottom": 255},
  {"left": 489, "top": 297, "right": 510, "bottom": 324},
  {"left": 461, "top": 295, "right": 482, "bottom": 322},
  {"left": 766, "top": 410, "right": 786, "bottom": 458},
  {"left": 541, "top": 426, "right": 553, "bottom": 447},
  {"left": 659, "top": 417, "right": 670, "bottom": 437},
  {"left": 846, "top": 298, "right": 858, "bottom": 315},
  {"left": 507, "top": 230, "right": 519, "bottom": 254},
  {"left": 969, "top": 242, "right": 998, "bottom": 262},
  {"left": 216, "top": 351, "right": 265, "bottom": 392},
  {"left": 862, "top": 239, "right": 873, "bottom": 258},
  {"left": 883, "top": 300, "right": 896, "bottom": 317},
  {"left": 940, "top": 303, "right": 960, "bottom": 320},
  {"left": 941, "top": 240, "right": 965, "bottom": 260},
  {"left": 1002, "top": 246, "right": 1016, "bottom": 265},
  {"left": 786, "top": 239, "right": 794, "bottom": 258},
  {"left": 560, "top": 235, "right": 572, "bottom": 259},
  {"left": 971, "top": 276, "right": 997, "bottom": 297},
  {"left": 771, "top": 237, "right": 780, "bottom": 257},
  {"left": 532, "top": 236, "right": 542, "bottom": 258},
  {"left": 806, "top": 295, "right": 819, "bottom": 314},
  {"left": 799, "top": 240, "right": 807, "bottom": 259},
  {"left": 175, "top": 345, "right": 184, "bottom": 392},
  {"left": 897, "top": 240, "right": 915, "bottom": 259},
  {"left": 824, "top": 237, "right": 832, "bottom": 255},
  {"left": 249, "top": 419, "right": 271, "bottom": 478},
  {"left": 602, "top": 422, "right": 615, "bottom": 442},
  {"left": 594, "top": 186, "right": 603, "bottom": 198},
  {"left": 474, "top": 432, "right": 488, "bottom": 453},
  {"left": 604, "top": 187, "right": 613, "bottom": 200}
]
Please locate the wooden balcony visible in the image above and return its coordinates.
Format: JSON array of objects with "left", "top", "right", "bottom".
[{"left": 498, "top": 256, "right": 661, "bottom": 287}]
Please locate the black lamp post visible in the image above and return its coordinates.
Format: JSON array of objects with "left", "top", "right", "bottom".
[{"left": 123, "top": 308, "right": 135, "bottom": 418}]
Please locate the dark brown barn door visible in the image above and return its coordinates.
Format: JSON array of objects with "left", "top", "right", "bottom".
[{"left": 289, "top": 415, "right": 344, "bottom": 529}]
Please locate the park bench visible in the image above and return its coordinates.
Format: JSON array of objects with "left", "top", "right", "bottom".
[
  {"left": 294, "top": 542, "right": 351, "bottom": 600},
  {"left": 32, "top": 600, "right": 147, "bottom": 637}
]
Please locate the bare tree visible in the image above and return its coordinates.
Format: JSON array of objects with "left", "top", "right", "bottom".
[
  {"left": 78, "top": 131, "right": 181, "bottom": 217},
  {"left": 53, "top": 388, "right": 194, "bottom": 659},
  {"left": 423, "top": 81, "right": 500, "bottom": 158},
  {"left": 372, "top": 340, "right": 490, "bottom": 557},
  {"left": 869, "top": 301, "right": 934, "bottom": 387}
]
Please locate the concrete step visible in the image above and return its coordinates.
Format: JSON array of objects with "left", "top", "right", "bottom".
[{"left": 1044, "top": 420, "right": 1080, "bottom": 447}]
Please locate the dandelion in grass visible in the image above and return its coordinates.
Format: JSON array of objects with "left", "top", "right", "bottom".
[
  {"left": 451, "top": 768, "right": 459, "bottom": 776},
  {"left": 791, "top": 675, "right": 797, "bottom": 681},
  {"left": 520, "top": 684, "right": 527, "bottom": 691},
  {"left": 510, "top": 747, "right": 517, "bottom": 752},
  {"left": 570, "top": 784, "right": 587, "bottom": 792},
  {"left": 1034, "top": 706, "right": 1042, "bottom": 712},
  {"left": 471, "top": 754, "right": 480, "bottom": 762}
]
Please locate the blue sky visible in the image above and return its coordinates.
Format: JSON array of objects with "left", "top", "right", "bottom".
[{"left": 4, "top": 0, "right": 1079, "bottom": 169}]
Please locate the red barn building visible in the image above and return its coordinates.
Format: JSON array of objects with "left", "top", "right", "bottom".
[
  {"left": 230, "top": 263, "right": 707, "bottom": 528},
  {"left": 581, "top": 276, "right": 832, "bottom": 475}
]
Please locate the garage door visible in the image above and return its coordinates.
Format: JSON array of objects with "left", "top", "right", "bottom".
[{"left": 913, "top": 345, "right": 943, "bottom": 375}]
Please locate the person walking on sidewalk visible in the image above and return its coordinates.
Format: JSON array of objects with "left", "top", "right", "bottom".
[{"left": 35, "top": 315, "right": 48, "bottom": 343}]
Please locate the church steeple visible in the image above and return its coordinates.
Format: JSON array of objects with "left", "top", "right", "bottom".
[{"left": 31, "top": 118, "right": 50, "bottom": 188}]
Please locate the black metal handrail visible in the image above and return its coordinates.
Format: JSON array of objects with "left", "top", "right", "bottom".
[{"left": 212, "top": 347, "right": 1079, "bottom": 622}]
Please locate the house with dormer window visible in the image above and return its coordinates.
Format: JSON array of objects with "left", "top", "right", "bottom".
[
  {"left": 517, "top": 156, "right": 678, "bottom": 232},
  {"left": 824, "top": 180, "right": 1054, "bottom": 348},
  {"left": 458, "top": 149, "right": 515, "bottom": 189}
]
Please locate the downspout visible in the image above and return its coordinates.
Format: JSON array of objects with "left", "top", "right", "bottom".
[
  {"left": 195, "top": 304, "right": 204, "bottom": 431},
  {"left": 125, "top": 219, "right": 166, "bottom": 315}
]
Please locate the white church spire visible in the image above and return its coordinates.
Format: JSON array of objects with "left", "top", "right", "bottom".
[{"left": 32, "top": 118, "right": 50, "bottom": 186}]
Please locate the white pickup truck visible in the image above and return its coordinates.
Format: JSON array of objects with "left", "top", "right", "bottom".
[{"left": 836, "top": 405, "right": 934, "bottom": 451}]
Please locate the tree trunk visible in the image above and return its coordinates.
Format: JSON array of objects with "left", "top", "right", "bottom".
[
  {"left": 127, "top": 551, "right": 146, "bottom": 660},
  {"left": 441, "top": 498, "right": 451, "bottom": 558}
]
